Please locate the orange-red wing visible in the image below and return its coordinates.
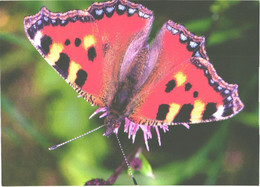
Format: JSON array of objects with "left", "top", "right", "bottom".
[
  {"left": 129, "top": 21, "right": 244, "bottom": 125},
  {"left": 24, "top": 0, "right": 153, "bottom": 107},
  {"left": 24, "top": 7, "right": 105, "bottom": 106},
  {"left": 87, "top": 0, "right": 153, "bottom": 101}
]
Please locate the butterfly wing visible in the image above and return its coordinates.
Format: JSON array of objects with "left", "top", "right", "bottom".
[
  {"left": 24, "top": 0, "right": 153, "bottom": 107},
  {"left": 87, "top": 0, "right": 153, "bottom": 103},
  {"left": 128, "top": 20, "right": 244, "bottom": 125},
  {"left": 24, "top": 7, "right": 105, "bottom": 106}
]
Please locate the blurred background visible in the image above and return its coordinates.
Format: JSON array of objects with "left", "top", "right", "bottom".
[{"left": 1, "top": 0, "right": 258, "bottom": 185}]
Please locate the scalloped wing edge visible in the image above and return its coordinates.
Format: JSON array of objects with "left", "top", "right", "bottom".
[
  {"left": 166, "top": 20, "right": 208, "bottom": 61},
  {"left": 24, "top": 6, "right": 105, "bottom": 106},
  {"left": 129, "top": 57, "right": 244, "bottom": 126},
  {"left": 87, "top": 0, "right": 153, "bottom": 19}
]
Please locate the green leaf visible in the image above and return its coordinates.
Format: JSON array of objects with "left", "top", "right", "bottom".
[
  {"left": 208, "top": 28, "right": 243, "bottom": 46},
  {"left": 59, "top": 138, "right": 109, "bottom": 185},
  {"left": 139, "top": 153, "right": 154, "bottom": 178},
  {"left": 236, "top": 110, "right": 258, "bottom": 128},
  {"left": 183, "top": 17, "right": 211, "bottom": 34},
  {"left": 1, "top": 94, "right": 51, "bottom": 147},
  {"left": 0, "top": 49, "right": 34, "bottom": 71},
  {"left": 210, "top": 0, "right": 239, "bottom": 14},
  {"left": 0, "top": 32, "right": 31, "bottom": 49},
  {"left": 148, "top": 124, "right": 229, "bottom": 185},
  {"left": 2, "top": 127, "right": 22, "bottom": 145}
]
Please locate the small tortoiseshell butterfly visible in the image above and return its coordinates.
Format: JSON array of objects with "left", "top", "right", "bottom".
[{"left": 24, "top": 0, "right": 244, "bottom": 151}]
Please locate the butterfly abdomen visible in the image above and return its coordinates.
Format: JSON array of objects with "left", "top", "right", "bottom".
[
  {"left": 104, "top": 85, "right": 131, "bottom": 136},
  {"left": 111, "top": 83, "right": 130, "bottom": 112},
  {"left": 105, "top": 63, "right": 144, "bottom": 136},
  {"left": 108, "top": 46, "right": 149, "bottom": 113}
]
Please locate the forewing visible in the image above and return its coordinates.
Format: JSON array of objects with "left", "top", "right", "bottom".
[
  {"left": 24, "top": 7, "right": 105, "bottom": 106},
  {"left": 129, "top": 21, "right": 244, "bottom": 125},
  {"left": 87, "top": 0, "right": 153, "bottom": 102}
]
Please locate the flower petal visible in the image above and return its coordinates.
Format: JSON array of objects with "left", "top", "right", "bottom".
[
  {"left": 124, "top": 117, "right": 130, "bottom": 133},
  {"left": 123, "top": 118, "right": 170, "bottom": 151},
  {"left": 99, "top": 112, "right": 108, "bottom": 118},
  {"left": 154, "top": 126, "right": 161, "bottom": 146},
  {"left": 182, "top": 123, "right": 190, "bottom": 129},
  {"left": 89, "top": 107, "right": 107, "bottom": 119}
]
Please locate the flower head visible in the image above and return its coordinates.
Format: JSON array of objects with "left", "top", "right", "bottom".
[
  {"left": 90, "top": 107, "right": 190, "bottom": 151},
  {"left": 130, "top": 157, "right": 142, "bottom": 171},
  {"left": 84, "top": 178, "right": 109, "bottom": 185},
  {"left": 124, "top": 117, "right": 169, "bottom": 151}
]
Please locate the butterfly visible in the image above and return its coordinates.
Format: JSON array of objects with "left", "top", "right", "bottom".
[{"left": 24, "top": 0, "right": 244, "bottom": 151}]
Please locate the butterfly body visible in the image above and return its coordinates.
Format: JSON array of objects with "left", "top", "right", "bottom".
[
  {"left": 104, "top": 46, "right": 149, "bottom": 135},
  {"left": 24, "top": 0, "right": 244, "bottom": 150},
  {"left": 104, "top": 82, "right": 133, "bottom": 136}
]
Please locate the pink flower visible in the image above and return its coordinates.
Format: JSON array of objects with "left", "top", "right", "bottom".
[
  {"left": 130, "top": 158, "right": 142, "bottom": 171},
  {"left": 84, "top": 178, "right": 109, "bottom": 185},
  {"left": 124, "top": 117, "right": 169, "bottom": 151},
  {"left": 90, "top": 107, "right": 189, "bottom": 151}
]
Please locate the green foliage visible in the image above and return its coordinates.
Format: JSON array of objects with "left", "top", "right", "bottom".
[
  {"left": 237, "top": 110, "right": 258, "bottom": 128},
  {"left": 2, "top": 94, "right": 51, "bottom": 147},
  {"left": 210, "top": 0, "right": 239, "bottom": 14},
  {"left": 139, "top": 153, "right": 154, "bottom": 178}
]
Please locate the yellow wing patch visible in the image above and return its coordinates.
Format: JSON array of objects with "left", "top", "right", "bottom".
[
  {"left": 174, "top": 71, "right": 187, "bottom": 87},
  {"left": 47, "top": 43, "right": 64, "bottom": 65},
  {"left": 165, "top": 103, "right": 181, "bottom": 123},
  {"left": 68, "top": 61, "right": 82, "bottom": 83},
  {"left": 83, "top": 35, "right": 96, "bottom": 50},
  {"left": 190, "top": 99, "right": 206, "bottom": 122}
]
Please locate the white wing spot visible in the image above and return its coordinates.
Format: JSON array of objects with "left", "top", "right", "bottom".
[
  {"left": 213, "top": 105, "right": 225, "bottom": 118},
  {"left": 189, "top": 41, "right": 198, "bottom": 48},
  {"left": 106, "top": 6, "right": 114, "bottom": 13},
  {"left": 138, "top": 11, "right": 144, "bottom": 17},
  {"left": 194, "top": 50, "right": 201, "bottom": 57},
  {"left": 224, "top": 89, "right": 230, "bottom": 95},
  {"left": 226, "top": 96, "right": 232, "bottom": 102},
  {"left": 217, "top": 85, "right": 223, "bottom": 91},
  {"left": 172, "top": 28, "right": 178, "bottom": 34},
  {"left": 180, "top": 33, "right": 188, "bottom": 41},
  {"left": 128, "top": 8, "right": 136, "bottom": 14},
  {"left": 34, "top": 31, "right": 43, "bottom": 47},
  {"left": 95, "top": 9, "right": 103, "bottom": 16},
  {"left": 143, "top": 14, "right": 150, "bottom": 19},
  {"left": 166, "top": 24, "right": 172, "bottom": 31},
  {"left": 118, "top": 4, "right": 126, "bottom": 11}
]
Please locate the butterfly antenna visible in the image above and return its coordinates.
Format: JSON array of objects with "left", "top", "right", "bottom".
[
  {"left": 49, "top": 124, "right": 105, "bottom": 150},
  {"left": 115, "top": 133, "right": 137, "bottom": 185}
]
